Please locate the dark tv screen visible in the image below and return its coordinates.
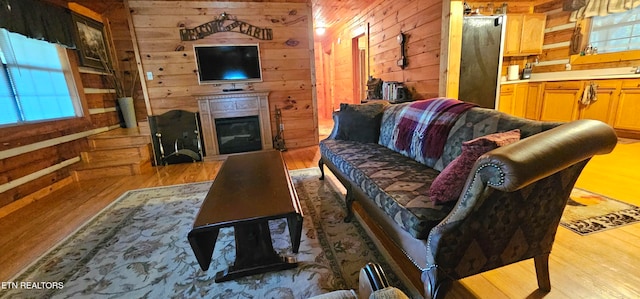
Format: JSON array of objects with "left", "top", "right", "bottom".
[{"left": 194, "top": 45, "right": 262, "bottom": 84}]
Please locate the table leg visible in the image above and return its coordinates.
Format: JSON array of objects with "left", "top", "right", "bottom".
[
  {"left": 215, "top": 221, "right": 297, "bottom": 282},
  {"left": 287, "top": 213, "right": 303, "bottom": 253},
  {"left": 188, "top": 228, "right": 220, "bottom": 271}
]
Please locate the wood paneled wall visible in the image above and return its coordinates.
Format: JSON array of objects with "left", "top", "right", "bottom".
[
  {"left": 534, "top": 0, "right": 640, "bottom": 72},
  {"left": 534, "top": 1, "right": 579, "bottom": 72},
  {"left": 315, "top": 0, "right": 446, "bottom": 112},
  {"left": 103, "top": 2, "right": 147, "bottom": 122},
  {"left": 127, "top": 0, "right": 318, "bottom": 148},
  {"left": 0, "top": 48, "right": 121, "bottom": 209}
]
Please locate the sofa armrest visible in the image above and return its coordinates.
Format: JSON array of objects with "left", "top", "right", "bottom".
[
  {"left": 474, "top": 119, "right": 617, "bottom": 192},
  {"left": 325, "top": 110, "right": 341, "bottom": 140},
  {"left": 424, "top": 119, "right": 617, "bottom": 282}
]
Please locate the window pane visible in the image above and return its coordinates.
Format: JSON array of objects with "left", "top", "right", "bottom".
[
  {"left": 0, "top": 68, "right": 20, "bottom": 125},
  {"left": 590, "top": 6, "right": 640, "bottom": 53},
  {"left": 8, "top": 68, "right": 37, "bottom": 95},
  {"left": 7, "top": 33, "right": 63, "bottom": 70},
  {"left": 0, "top": 29, "right": 80, "bottom": 125}
]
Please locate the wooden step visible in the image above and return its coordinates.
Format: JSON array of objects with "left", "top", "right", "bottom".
[
  {"left": 138, "top": 121, "right": 150, "bottom": 136},
  {"left": 89, "top": 128, "right": 151, "bottom": 149},
  {"left": 81, "top": 144, "right": 152, "bottom": 163},
  {"left": 89, "top": 135, "right": 151, "bottom": 149},
  {"left": 71, "top": 159, "right": 152, "bottom": 181},
  {"left": 73, "top": 128, "right": 155, "bottom": 181}
]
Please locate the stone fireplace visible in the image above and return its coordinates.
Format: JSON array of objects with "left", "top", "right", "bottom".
[{"left": 196, "top": 91, "right": 272, "bottom": 158}]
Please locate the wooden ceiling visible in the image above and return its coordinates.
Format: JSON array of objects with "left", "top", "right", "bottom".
[
  {"left": 310, "top": 0, "right": 378, "bottom": 30},
  {"left": 67, "top": 0, "right": 123, "bottom": 14},
  {"left": 68, "top": 0, "right": 376, "bottom": 30},
  {"left": 67, "top": 0, "right": 558, "bottom": 35}
]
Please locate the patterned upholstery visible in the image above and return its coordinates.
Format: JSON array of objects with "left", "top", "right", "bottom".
[
  {"left": 426, "top": 161, "right": 588, "bottom": 278},
  {"left": 320, "top": 101, "right": 618, "bottom": 299},
  {"left": 380, "top": 103, "right": 558, "bottom": 171},
  {"left": 319, "top": 140, "right": 454, "bottom": 239},
  {"left": 321, "top": 102, "right": 559, "bottom": 239}
]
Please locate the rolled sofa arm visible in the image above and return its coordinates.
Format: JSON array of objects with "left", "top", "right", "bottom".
[
  {"left": 423, "top": 119, "right": 618, "bottom": 289},
  {"left": 475, "top": 119, "right": 617, "bottom": 192},
  {"left": 326, "top": 111, "right": 341, "bottom": 140}
]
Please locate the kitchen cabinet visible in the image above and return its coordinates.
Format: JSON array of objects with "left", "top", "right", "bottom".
[
  {"left": 510, "top": 78, "right": 638, "bottom": 138},
  {"left": 498, "top": 84, "right": 515, "bottom": 114},
  {"left": 614, "top": 79, "right": 640, "bottom": 131},
  {"left": 524, "top": 82, "right": 542, "bottom": 120},
  {"left": 504, "top": 14, "right": 546, "bottom": 56},
  {"left": 539, "top": 81, "right": 581, "bottom": 122},
  {"left": 579, "top": 80, "right": 618, "bottom": 125},
  {"left": 499, "top": 83, "right": 527, "bottom": 117},
  {"left": 539, "top": 80, "right": 619, "bottom": 124}
]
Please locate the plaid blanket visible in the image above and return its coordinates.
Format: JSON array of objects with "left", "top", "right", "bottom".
[{"left": 393, "top": 98, "right": 476, "bottom": 160}]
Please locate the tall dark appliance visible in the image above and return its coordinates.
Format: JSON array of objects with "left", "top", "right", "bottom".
[{"left": 458, "top": 15, "right": 505, "bottom": 109}]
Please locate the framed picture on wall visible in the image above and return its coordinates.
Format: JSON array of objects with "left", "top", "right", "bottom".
[{"left": 72, "top": 13, "right": 109, "bottom": 70}]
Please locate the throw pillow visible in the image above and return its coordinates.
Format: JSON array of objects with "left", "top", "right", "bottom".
[
  {"left": 428, "top": 129, "right": 521, "bottom": 204},
  {"left": 335, "top": 101, "right": 389, "bottom": 143}
]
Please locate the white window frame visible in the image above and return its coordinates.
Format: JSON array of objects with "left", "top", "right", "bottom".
[
  {"left": 588, "top": 6, "right": 640, "bottom": 54},
  {"left": 0, "top": 29, "right": 82, "bottom": 127}
]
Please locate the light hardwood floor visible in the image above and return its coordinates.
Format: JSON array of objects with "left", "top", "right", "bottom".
[{"left": 1, "top": 120, "right": 639, "bottom": 299}]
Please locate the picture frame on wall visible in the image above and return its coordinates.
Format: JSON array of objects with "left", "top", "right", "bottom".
[{"left": 72, "top": 13, "right": 109, "bottom": 70}]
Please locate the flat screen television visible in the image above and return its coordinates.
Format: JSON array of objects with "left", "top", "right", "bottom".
[{"left": 194, "top": 44, "right": 263, "bottom": 84}]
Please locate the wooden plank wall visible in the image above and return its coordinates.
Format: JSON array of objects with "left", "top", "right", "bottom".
[
  {"left": 369, "top": 0, "right": 444, "bottom": 100},
  {"left": 534, "top": 0, "right": 640, "bottom": 72},
  {"left": 127, "top": 0, "right": 318, "bottom": 148},
  {"left": 535, "top": 0, "right": 579, "bottom": 72},
  {"left": 0, "top": 5, "right": 123, "bottom": 209},
  {"left": 316, "top": 0, "right": 446, "bottom": 108},
  {"left": 103, "top": 2, "right": 147, "bottom": 123},
  {"left": 315, "top": 0, "right": 538, "bottom": 111}
]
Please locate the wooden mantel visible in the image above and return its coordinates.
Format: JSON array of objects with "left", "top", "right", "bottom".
[{"left": 196, "top": 91, "right": 273, "bottom": 158}]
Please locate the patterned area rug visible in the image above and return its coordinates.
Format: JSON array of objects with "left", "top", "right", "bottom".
[
  {"left": 2, "top": 168, "right": 405, "bottom": 298},
  {"left": 561, "top": 188, "right": 640, "bottom": 235}
]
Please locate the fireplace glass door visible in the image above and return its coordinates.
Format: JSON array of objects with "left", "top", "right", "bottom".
[{"left": 215, "top": 116, "right": 262, "bottom": 154}]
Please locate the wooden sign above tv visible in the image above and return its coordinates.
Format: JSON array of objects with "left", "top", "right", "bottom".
[{"left": 180, "top": 12, "right": 273, "bottom": 41}]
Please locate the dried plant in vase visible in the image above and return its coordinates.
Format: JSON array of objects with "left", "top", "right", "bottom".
[{"left": 100, "top": 50, "right": 140, "bottom": 128}]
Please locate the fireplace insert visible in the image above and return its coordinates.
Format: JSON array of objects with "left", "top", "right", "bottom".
[{"left": 215, "top": 116, "right": 262, "bottom": 154}]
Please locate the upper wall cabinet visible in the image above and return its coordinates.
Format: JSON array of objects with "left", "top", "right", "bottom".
[{"left": 504, "top": 14, "right": 547, "bottom": 56}]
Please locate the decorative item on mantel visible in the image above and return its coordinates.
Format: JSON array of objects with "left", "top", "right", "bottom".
[{"left": 101, "top": 51, "right": 140, "bottom": 128}]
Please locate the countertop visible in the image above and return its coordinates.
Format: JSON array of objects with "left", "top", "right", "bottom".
[{"left": 501, "top": 66, "right": 640, "bottom": 85}]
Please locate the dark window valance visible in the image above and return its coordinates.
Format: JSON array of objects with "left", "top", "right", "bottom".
[{"left": 0, "top": 0, "right": 76, "bottom": 48}]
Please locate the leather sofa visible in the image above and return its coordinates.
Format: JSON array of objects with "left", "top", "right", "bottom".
[{"left": 318, "top": 99, "right": 617, "bottom": 298}]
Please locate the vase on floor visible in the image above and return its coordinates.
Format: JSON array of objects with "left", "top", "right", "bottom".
[{"left": 118, "top": 97, "right": 138, "bottom": 128}]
